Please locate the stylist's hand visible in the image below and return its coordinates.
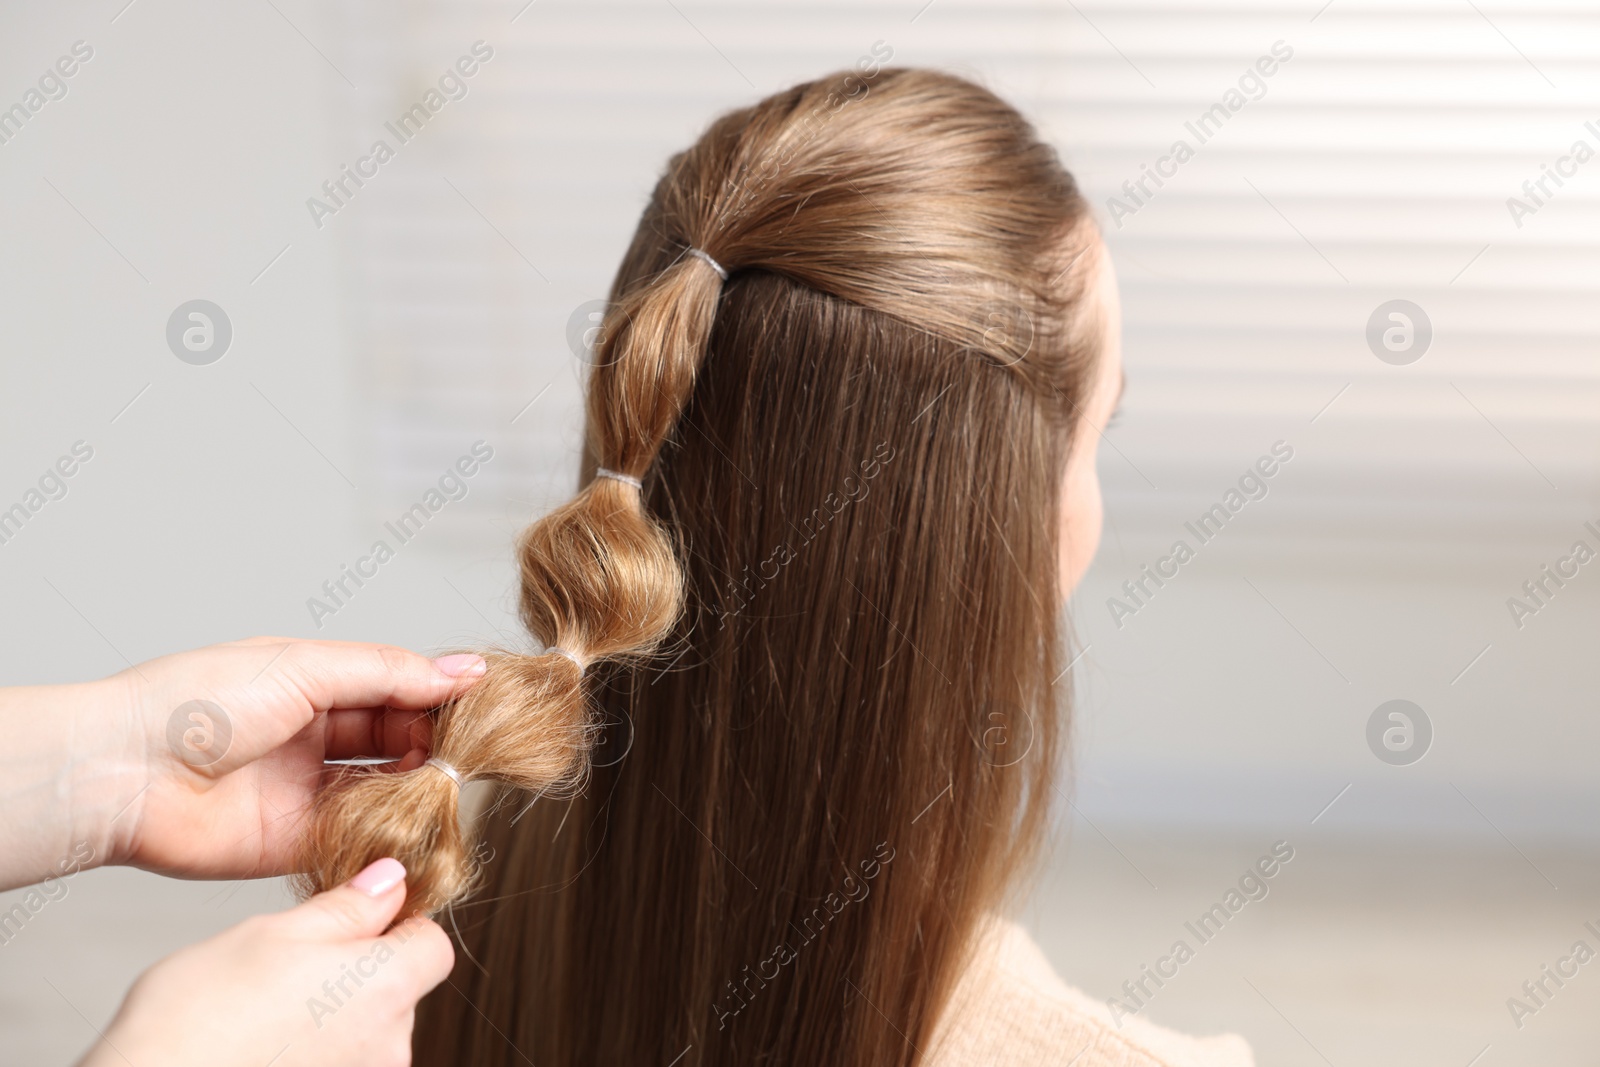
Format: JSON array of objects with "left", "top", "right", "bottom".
[
  {"left": 82, "top": 858, "right": 452, "bottom": 1067},
  {"left": 0, "top": 637, "right": 484, "bottom": 889}
]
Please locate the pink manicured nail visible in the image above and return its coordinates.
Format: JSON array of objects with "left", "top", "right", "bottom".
[
  {"left": 350, "top": 857, "right": 406, "bottom": 896},
  {"left": 433, "top": 653, "right": 486, "bottom": 678}
]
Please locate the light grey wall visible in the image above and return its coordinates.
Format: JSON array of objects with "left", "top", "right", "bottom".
[{"left": 0, "top": 0, "right": 362, "bottom": 670}]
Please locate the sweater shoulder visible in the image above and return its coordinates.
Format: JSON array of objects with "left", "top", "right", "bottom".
[{"left": 922, "top": 917, "right": 1255, "bottom": 1067}]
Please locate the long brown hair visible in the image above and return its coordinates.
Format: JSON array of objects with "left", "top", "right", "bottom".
[{"left": 307, "top": 66, "right": 1102, "bottom": 1066}]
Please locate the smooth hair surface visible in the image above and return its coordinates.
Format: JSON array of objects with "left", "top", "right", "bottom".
[{"left": 304, "top": 66, "right": 1102, "bottom": 1065}]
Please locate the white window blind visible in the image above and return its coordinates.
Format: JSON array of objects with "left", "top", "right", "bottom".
[{"left": 320, "top": 0, "right": 1600, "bottom": 573}]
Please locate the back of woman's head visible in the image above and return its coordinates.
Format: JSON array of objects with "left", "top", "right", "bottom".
[{"left": 301, "top": 65, "right": 1105, "bottom": 1066}]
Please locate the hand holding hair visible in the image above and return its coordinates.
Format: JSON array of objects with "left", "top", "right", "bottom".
[
  {"left": 0, "top": 637, "right": 486, "bottom": 891},
  {"left": 80, "top": 857, "right": 454, "bottom": 1067}
]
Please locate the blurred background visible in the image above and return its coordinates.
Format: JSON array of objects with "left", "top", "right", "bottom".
[{"left": 2, "top": 0, "right": 1598, "bottom": 1063}]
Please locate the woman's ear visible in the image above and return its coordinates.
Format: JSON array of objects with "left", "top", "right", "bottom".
[{"left": 1057, "top": 247, "right": 1121, "bottom": 600}]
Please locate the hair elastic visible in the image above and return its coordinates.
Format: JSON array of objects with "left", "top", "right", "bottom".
[
  {"left": 425, "top": 757, "right": 464, "bottom": 790},
  {"left": 686, "top": 246, "right": 728, "bottom": 281},
  {"left": 547, "top": 646, "right": 586, "bottom": 671},
  {"left": 595, "top": 468, "right": 643, "bottom": 490}
]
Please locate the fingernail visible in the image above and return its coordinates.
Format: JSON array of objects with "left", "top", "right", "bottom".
[
  {"left": 433, "top": 653, "right": 486, "bottom": 678},
  {"left": 350, "top": 857, "right": 406, "bottom": 896}
]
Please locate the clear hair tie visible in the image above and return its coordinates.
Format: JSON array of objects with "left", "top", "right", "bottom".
[
  {"left": 595, "top": 468, "right": 642, "bottom": 490},
  {"left": 686, "top": 246, "right": 728, "bottom": 281},
  {"left": 425, "top": 757, "right": 464, "bottom": 790},
  {"left": 547, "top": 646, "right": 586, "bottom": 671}
]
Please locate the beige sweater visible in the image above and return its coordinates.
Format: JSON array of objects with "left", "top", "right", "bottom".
[{"left": 923, "top": 918, "right": 1254, "bottom": 1067}]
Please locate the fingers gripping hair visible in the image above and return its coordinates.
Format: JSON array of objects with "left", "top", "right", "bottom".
[{"left": 295, "top": 253, "right": 727, "bottom": 917}]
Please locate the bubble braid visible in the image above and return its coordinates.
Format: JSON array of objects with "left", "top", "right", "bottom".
[{"left": 294, "top": 247, "right": 731, "bottom": 916}]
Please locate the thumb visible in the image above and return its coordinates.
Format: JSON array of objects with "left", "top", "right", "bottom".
[{"left": 284, "top": 857, "right": 408, "bottom": 941}]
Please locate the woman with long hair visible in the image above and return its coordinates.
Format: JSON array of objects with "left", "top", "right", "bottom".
[{"left": 299, "top": 66, "right": 1254, "bottom": 1066}]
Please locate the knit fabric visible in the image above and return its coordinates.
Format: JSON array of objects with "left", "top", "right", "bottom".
[{"left": 923, "top": 917, "right": 1255, "bottom": 1067}]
